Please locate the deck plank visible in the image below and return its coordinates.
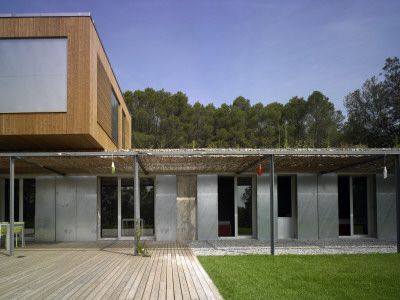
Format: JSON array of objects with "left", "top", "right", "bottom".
[{"left": 0, "top": 241, "right": 222, "bottom": 300}]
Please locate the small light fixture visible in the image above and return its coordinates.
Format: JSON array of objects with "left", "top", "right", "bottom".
[
  {"left": 383, "top": 155, "right": 387, "bottom": 179},
  {"left": 111, "top": 153, "right": 115, "bottom": 174}
]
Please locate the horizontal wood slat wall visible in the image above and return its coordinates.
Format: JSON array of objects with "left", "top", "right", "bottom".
[{"left": 0, "top": 16, "right": 132, "bottom": 150}]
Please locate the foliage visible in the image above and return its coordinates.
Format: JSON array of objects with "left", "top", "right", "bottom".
[
  {"left": 135, "top": 219, "right": 151, "bottom": 257},
  {"left": 343, "top": 57, "right": 400, "bottom": 147},
  {"left": 124, "top": 90, "right": 343, "bottom": 148},
  {"left": 123, "top": 57, "right": 398, "bottom": 149},
  {"left": 199, "top": 254, "right": 400, "bottom": 300}
]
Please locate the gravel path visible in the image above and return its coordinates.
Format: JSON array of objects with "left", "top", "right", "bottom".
[{"left": 189, "top": 238, "right": 397, "bottom": 256}]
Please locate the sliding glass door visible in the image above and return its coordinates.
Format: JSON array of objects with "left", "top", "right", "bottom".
[{"left": 100, "top": 177, "right": 154, "bottom": 238}]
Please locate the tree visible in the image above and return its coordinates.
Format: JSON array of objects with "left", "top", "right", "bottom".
[
  {"left": 306, "top": 91, "right": 343, "bottom": 147},
  {"left": 284, "top": 96, "right": 308, "bottom": 147},
  {"left": 344, "top": 57, "right": 400, "bottom": 147}
]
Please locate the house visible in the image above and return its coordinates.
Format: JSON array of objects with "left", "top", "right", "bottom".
[{"left": 0, "top": 14, "right": 399, "bottom": 252}]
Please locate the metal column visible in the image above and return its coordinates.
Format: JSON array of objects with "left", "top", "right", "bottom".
[
  {"left": 396, "top": 155, "right": 400, "bottom": 253},
  {"left": 270, "top": 155, "right": 275, "bottom": 255},
  {"left": 134, "top": 155, "right": 140, "bottom": 256},
  {"left": 9, "top": 157, "right": 14, "bottom": 257}
]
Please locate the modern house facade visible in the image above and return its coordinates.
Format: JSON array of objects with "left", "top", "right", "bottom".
[{"left": 0, "top": 14, "right": 398, "bottom": 247}]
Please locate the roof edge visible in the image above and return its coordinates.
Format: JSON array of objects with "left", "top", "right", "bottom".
[{"left": 0, "top": 12, "right": 91, "bottom": 18}]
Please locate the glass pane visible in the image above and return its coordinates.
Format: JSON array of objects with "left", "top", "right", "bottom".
[
  {"left": 218, "top": 177, "right": 234, "bottom": 236},
  {"left": 121, "top": 178, "right": 135, "bottom": 237},
  {"left": 278, "top": 176, "right": 292, "bottom": 217},
  {"left": 353, "top": 177, "right": 368, "bottom": 235},
  {"left": 5, "top": 179, "right": 19, "bottom": 221},
  {"left": 0, "top": 38, "right": 67, "bottom": 113},
  {"left": 23, "top": 179, "right": 35, "bottom": 237},
  {"left": 237, "top": 177, "right": 252, "bottom": 236},
  {"left": 111, "top": 90, "right": 119, "bottom": 145},
  {"left": 101, "top": 178, "right": 118, "bottom": 238},
  {"left": 122, "top": 112, "right": 126, "bottom": 149},
  {"left": 141, "top": 178, "right": 154, "bottom": 236},
  {"left": 338, "top": 176, "right": 350, "bottom": 236}
]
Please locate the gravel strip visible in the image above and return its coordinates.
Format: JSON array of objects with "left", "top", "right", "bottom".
[{"left": 189, "top": 238, "right": 397, "bottom": 256}]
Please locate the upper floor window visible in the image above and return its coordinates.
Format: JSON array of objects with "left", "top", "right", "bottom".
[
  {"left": 111, "top": 90, "right": 119, "bottom": 146},
  {"left": 0, "top": 38, "right": 67, "bottom": 113}
]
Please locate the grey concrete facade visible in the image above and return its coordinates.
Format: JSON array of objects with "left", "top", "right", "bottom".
[
  {"left": 376, "top": 174, "right": 397, "bottom": 239},
  {"left": 297, "top": 174, "right": 319, "bottom": 239},
  {"left": 177, "top": 175, "right": 197, "bottom": 240},
  {"left": 155, "top": 175, "right": 177, "bottom": 241},
  {"left": 317, "top": 174, "right": 338, "bottom": 239},
  {"left": 197, "top": 175, "right": 218, "bottom": 240},
  {"left": 256, "top": 174, "right": 277, "bottom": 240}
]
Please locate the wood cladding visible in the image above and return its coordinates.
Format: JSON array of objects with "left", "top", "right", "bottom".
[
  {"left": 0, "top": 16, "right": 132, "bottom": 150},
  {"left": 97, "top": 57, "right": 112, "bottom": 137}
]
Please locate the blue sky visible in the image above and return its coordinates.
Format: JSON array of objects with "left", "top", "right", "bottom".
[{"left": 1, "top": 0, "right": 399, "bottom": 115}]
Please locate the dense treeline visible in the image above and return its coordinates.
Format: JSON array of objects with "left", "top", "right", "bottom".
[{"left": 124, "top": 57, "right": 399, "bottom": 149}]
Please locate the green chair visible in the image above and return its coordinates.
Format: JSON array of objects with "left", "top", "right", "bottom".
[
  {"left": 0, "top": 222, "right": 8, "bottom": 249},
  {"left": 14, "top": 222, "right": 25, "bottom": 247}
]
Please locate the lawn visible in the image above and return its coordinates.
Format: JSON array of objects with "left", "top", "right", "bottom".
[{"left": 198, "top": 254, "right": 400, "bottom": 300}]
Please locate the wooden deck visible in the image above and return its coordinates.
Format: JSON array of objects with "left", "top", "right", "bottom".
[{"left": 0, "top": 241, "right": 223, "bottom": 300}]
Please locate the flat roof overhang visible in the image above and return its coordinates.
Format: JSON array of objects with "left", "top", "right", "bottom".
[{"left": 0, "top": 148, "right": 399, "bottom": 176}]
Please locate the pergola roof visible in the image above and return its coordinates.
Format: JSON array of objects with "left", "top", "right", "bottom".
[{"left": 0, "top": 148, "right": 398, "bottom": 176}]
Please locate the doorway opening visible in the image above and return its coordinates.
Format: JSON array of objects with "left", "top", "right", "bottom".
[
  {"left": 338, "top": 176, "right": 374, "bottom": 236},
  {"left": 217, "top": 176, "right": 255, "bottom": 237},
  {"left": 277, "top": 175, "right": 297, "bottom": 239}
]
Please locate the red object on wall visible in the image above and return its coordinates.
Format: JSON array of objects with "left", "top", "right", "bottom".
[{"left": 258, "top": 163, "right": 262, "bottom": 176}]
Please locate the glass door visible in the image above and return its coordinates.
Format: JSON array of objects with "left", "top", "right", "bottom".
[{"left": 237, "top": 177, "right": 252, "bottom": 236}]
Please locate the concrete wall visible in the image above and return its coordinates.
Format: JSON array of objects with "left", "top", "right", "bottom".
[
  {"left": 36, "top": 176, "right": 97, "bottom": 242},
  {"left": 317, "top": 174, "right": 338, "bottom": 239},
  {"left": 155, "top": 175, "right": 177, "bottom": 241},
  {"left": 36, "top": 177, "right": 56, "bottom": 241},
  {"left": 376, "top": 174, "right": 396, "bottom": 239},
  {"left": 256, "top": 174, "right": 277, "bottom": 240},
  {"left": 197, "top": 175, "right": 218, "bottom": 240},
  {"left": 297, "top": 174, "right": 318, "bottom": 239},
  {"left": 177, "top": 175, "right": 197, "bottom": 240}
]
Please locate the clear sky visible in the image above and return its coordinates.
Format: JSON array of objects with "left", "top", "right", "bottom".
[{"left": 1, "top": 0, "right": 399, "bottom": 115}]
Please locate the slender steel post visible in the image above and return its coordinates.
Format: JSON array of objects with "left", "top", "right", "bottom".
[
  {"left": 270, "top": 155, "right": 275, "bottom": 255},
  {"left": 10, "top": 157, "right": 14, "bottom": 257},
  {"left": 395, "top": 155, "right": 400, "bottom": 253},
  {"left": 134, "top": 155, "right": 140, "bottom": 256}
]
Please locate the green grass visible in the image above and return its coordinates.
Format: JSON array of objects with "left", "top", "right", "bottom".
[{"left": 198, "top": 254, "right": 400, "bottom": 300}]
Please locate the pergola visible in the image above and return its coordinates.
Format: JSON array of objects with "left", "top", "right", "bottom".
[{"left": 1, "top": 148, "right": 399, "bottom": 255}]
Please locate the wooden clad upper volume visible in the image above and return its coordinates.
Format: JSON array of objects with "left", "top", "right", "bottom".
[{"left": 0, "top": 15, "right": 132, "bottom": 150}]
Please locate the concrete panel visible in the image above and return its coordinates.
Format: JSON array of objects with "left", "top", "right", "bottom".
[
  {"left": 56, "top": 177, "right": 77, "bottom": 242},
  {"left": 177, "top": 175, "right": 197, "bottom": 240},
  {"left": 76, "top": 176, "right": 97, "bottom": 241},
  {"left": 318, "top": 194, "right": 338, "bottom": 239},
  {"left": 376, "top": 174, "right": 396, "bottom": 239},
  {"left": 318, "top": 174, "right": 338, "bottom": 239},
  {"left": 197, "top": 175, "right": 218, "bottom": 240},
  {"left": 155, "top": 175, "right": 177, "bottom": 241},
  {"left": 297, "top": 174, "right": 318, "bottom": 239},
  {"left": 256, "top": 174, "right": 277, "bottom": 240},
  {"left": 278, "top": 217, "right": 294, "bottom": 239},
  {"left": 35, "top": 177, "right": 56, "bottom": 242}
]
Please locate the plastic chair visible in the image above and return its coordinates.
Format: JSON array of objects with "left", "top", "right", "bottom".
[
  {"left": 0, "top": 223, "right": 8, "bottom": 248},
  {"left": 14, "top": 222, "right": 25, "bottom": 247}
]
